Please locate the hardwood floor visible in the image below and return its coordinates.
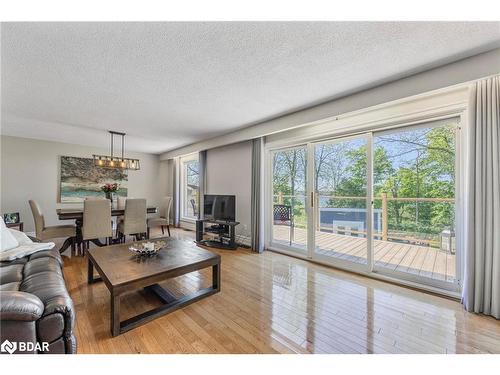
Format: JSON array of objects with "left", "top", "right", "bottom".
[{"left": 60, "top": 228, "right": 500, "bottom": 354}]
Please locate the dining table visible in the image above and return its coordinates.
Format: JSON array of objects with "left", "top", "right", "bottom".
[{"left": 56, "top": 206, "right": 158, "bottom": 253}]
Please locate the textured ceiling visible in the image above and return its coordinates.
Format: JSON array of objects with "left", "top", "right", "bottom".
[{"left": 1, "top": 22, "right": 500, "bottom": 154}]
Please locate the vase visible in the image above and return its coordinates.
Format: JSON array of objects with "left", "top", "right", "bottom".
[{"left": 105, "top": 192, "right": 112, "bottom": 201}]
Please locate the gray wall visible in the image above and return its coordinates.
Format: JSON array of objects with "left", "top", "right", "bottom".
[
  {"left": 0, "top": 135, "right": 165, "bottom": 233},
  {"left": 206, "top": 141, "right": 252, "bottom": 243}
]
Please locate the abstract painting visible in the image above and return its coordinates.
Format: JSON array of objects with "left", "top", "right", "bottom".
[{"left": 60, "top": 156, "right": 128, "bottom": 203}]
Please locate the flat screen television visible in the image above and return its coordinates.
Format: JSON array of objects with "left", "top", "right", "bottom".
[{"left": 204, "top": 194, "right": 236, "bottom": 222}]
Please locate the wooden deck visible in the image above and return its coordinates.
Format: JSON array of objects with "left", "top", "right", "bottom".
[{"left": 273, "top": 226, "right": 456, "bottom": 282}]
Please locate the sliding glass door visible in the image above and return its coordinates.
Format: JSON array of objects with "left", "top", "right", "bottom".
[
  {"left": 267, "top": 118, "right": 460, "bottom": 292},
  {"left": 312, "top": 136, "right": 371, "bottom": 268},
  {"left": 372, "top": 122, "right": 458, "bottom": 285},
  {"left": 270, "top": 146, "right": 308, "bottom": 254}
]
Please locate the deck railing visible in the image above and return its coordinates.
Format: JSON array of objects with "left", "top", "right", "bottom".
[{"left": 273, "top": 192, "right": 454, "bottom": 248}]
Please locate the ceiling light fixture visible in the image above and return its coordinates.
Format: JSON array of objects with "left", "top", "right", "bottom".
[{"left": 93, "top": 131, "right": 140, "bottom": 170}]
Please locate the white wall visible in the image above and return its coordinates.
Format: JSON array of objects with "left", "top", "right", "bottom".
[
  {"left": 206, "top": 141, "right": 252, "bottom": 244},
  {"left": 0, "top": 135, "right": 165, "bottom": 233}
]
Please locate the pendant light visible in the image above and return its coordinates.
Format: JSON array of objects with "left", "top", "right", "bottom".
[{"left": 93, "top": 131, "right": 140, "bottom": 170}]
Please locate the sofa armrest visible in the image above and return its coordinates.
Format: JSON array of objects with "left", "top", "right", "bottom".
[{"left": 0, "top": 291, "right": 44, "bottom": 321}]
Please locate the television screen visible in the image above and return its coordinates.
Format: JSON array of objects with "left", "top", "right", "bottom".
[{"left": 204, "top": 195, "right": 235, "bottom": 221}]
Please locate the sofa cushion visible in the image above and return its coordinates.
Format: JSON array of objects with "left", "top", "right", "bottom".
[
  {"left": 0, "top": 320, "right": 38, "bottom": 353},
  {"left": 0, "top": 264, "right": 24, "bottom": 284},
  {"left": 29, "top": 248, "right": 63, "bottom": 266},
  {"left": 0, "top": 257, "right": 28, "bottom": 267},
  {"left": 24, "top": 257, "right": 63, "bottom": 278},
  {"left": 0, "top": 282, "right": 20, "bottom": 291},
  {"left": 0, "top": 291, "right": 44, "bottom": 321},
  {"left": 37, "top": 313, "right": 65, "bottom": 343},
  {"left": 20, "top": 271, "right": 75, "bottom": 319}
]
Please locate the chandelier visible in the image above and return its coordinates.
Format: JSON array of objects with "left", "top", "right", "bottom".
[{"left": 93, "top": 131, "right": 140, "bottom": 170}]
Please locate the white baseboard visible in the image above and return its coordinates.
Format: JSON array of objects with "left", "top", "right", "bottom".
[
  {"left": 179, "top": 220, "right": 196, "bottom": 231},
  {"left": 235, "top": 235, "right": 251, "bottom": 247}
]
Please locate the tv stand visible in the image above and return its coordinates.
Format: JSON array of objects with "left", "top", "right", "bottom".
[{"left": 196, "top": 219, "right": 240, "bottom": 250}]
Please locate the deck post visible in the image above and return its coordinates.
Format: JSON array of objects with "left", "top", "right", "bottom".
[
  {"left": 278, "top": 191, "right": 283, "bottom": 204},
  {"left": 381, "top": 192, "right": 388, "bottom": 241}
]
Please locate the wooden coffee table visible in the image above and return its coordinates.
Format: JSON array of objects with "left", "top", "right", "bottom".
[{"left": 87, "top": 238, "right": 221, "bottom": 336}]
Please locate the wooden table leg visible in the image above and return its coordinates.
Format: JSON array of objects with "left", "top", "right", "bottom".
[
  {"left": 111, "top": 292, "right": 121, "bottom": 337},
  {"left": 87, "top": 258, "right": 102, "bottom": 284},
  {"left": 111, "top": 262, "right": 221, "bottom": 336},
  {"left": 87, "top": 258, "right": 94, "bottom": 284},
  {"left": 213, "top": 262, "right": 221, "bottom": 292},
  {"left": 75, "top": 218, "right": 83, "bottom": 256}
]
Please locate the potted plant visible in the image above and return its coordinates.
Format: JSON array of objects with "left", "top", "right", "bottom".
[{"left": 101, "top": 183, "right": 119, "bottom": 201}]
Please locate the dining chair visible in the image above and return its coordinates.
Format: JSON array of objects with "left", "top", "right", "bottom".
[
  {"left": 114, "top": 196, "right": 127, "bottom": 236},
  {"left": 147, "top": 196, "right": 172, "bottom": 238},
  {"left": 82, "top": 198, "right": 113, "bottom": 254},
  {"left": 117, "top": 198, "right": 147, "bottom": 242},
  {"left": 117, "top": 196, "right": 127, "bottom": 210},
  {"left": 29, "top": 199, "right": 76, "bottom": 255}
]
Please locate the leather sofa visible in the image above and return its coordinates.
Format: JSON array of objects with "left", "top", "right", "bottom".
[{"left": 0, "top": 247, "right": 76, "bottom": 354}]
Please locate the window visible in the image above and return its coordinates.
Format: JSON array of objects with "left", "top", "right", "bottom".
[{"left": 180, "top": 154, "right": 199, "bottom": 220}]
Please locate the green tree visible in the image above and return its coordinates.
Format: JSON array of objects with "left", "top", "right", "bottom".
[
  {"left": 376, "top": 124, "right": 456, "bottom": 238},
  {"left": 330, "top": 145, "right": 393, "bottom": 208},
  {"left": 272, "top": 149, "right": 307, "bottom": 226}
]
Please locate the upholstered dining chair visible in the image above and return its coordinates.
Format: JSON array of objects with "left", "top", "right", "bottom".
[
  {"left": 114, "top": 196, "right": 127, "bottom": 236},
  {"left": 147, "top": 196, "right": 172, "bottom": 238},
  {"left": 82, "top": 198, "right": 113, "bottom": 254},
  {"left": 117, "top": 196, "right": 127, "bottom": 210},
  {"left": 29, "top": 199, "right": 76, "bottom": 255},
  {"left": 117, "top": 198, "right": 147, "bottom": 242}
]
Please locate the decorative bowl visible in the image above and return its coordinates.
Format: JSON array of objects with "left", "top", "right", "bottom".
[{"left": 129, "top": 240, "right": 167, "bottom": 256}]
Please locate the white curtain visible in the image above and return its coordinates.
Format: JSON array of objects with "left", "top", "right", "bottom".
[{"left": 462, "top": 76, "right": 500, "bottom": 319}]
